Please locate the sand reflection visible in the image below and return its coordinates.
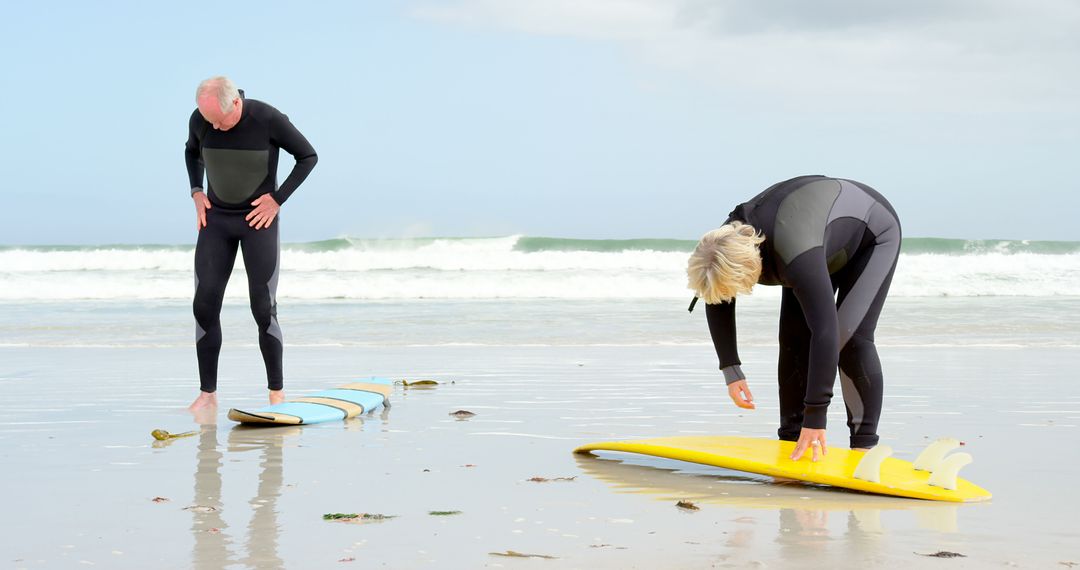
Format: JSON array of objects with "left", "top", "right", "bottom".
[{"left": 186, "top": 418, "right": 300, "bottom": 570}]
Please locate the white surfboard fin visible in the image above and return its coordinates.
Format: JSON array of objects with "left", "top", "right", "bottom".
[
  {"left": 853, "top": 445, "right": 893, "bottom": 483},
  {"left": 913, "top": 438, "right": 961, "bottom": 471},
  {"left": 927, "top": 452, "right": 972, "bottom": 491}
]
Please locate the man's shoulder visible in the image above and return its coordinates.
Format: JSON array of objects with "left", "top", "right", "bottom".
[{"left": 244, "top": 99, "right": 282, "bottom": 120}]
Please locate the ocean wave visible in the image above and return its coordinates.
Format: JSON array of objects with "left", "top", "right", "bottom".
[{"left": 0, "top": 235, "right": 1078, "bottom": 300}]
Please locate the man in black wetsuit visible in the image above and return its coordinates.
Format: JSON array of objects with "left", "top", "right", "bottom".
[
  {"left": 184, "top": 76, "right": 317, "bottom": 412},
  {"left": 687, "top": 176, "right": 901, "bottom": 461}
]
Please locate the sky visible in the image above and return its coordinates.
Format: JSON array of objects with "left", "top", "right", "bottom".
[{"left": 1, "top": 0, "right": 1077, "bottom": 244}]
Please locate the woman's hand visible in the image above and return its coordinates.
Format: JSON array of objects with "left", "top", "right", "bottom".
[
  {"left": 791, "top": 427, "right": 827, "bottom": 461},
  {"left": 727, "top": 379, "right": 755, "bottom": 409}
]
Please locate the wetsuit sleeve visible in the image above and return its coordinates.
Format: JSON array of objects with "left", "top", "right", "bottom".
[
  {"left": 270, "top": 109, "right": 318, "bottom": 205},
  {"left": 705, "top": 300, "right": 746, "bottom": 384},
  {"left": 702, "top": 209, "right": 748, "bottom": 385},
  {"left": 184, "top": 111, "right": 205, "bottom": 195},
  {"left": 787, "top": 252, "right": 840, "bottom": 430}
]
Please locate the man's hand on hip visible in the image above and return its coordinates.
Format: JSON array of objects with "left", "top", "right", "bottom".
[
  {"left": 193, "top": 192, "right": 211, "bottom": 230},
  {"left": 246, "top": 194, "right": 280, "bottom": 230}
]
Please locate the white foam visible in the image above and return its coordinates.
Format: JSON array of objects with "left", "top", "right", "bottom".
[
  {"left": 892, "top": 253, "right": 1080, "bottom": 297},
  {"left": 2, "top": 238, "right": 1079, "bottom": 300}
]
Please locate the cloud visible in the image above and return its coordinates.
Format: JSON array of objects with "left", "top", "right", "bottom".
[
  {"left": 675, "top": 1, "right": 994, "bottom": 34},
  {"left": 412, "top": 0, "right": 1080, "bottom": 112}
]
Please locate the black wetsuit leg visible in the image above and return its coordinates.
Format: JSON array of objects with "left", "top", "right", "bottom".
[
  {"left": 193, "top": 208, "right": 283, "bottom": 392},
  {"left": 777, "top": 233, "right": 898, "bottom": 448},
  {"left": 777, "top": 286, "right": 811, "bottom": 442},
  {"left": 193, "top": 209, "right": 240, "bottom": 393},
  {"left": 832, "top": 230, "right": 900, "bottom": 449},
  {"left": 240, "top": 216, "right": 283, "bottom": 391}
]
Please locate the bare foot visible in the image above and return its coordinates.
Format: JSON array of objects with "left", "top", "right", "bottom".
[
  {"left": 188, "top": 391, "right": 218, "bottom": 413},
  {"left": 269, "top": 389, "right": 285, "bottom": 405}
]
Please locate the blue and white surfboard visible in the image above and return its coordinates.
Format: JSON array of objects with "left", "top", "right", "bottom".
[{"left": 227, "top": 378, "right": 393, "bottom": 425}]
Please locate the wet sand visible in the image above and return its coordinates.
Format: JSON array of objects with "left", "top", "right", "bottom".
[{"left": 2, "top": 337, "right": 1079, "bottom": 568}]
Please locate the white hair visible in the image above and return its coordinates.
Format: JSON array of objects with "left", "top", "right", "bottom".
[
  {"left": 196, "top": 76, "right": 240, "bottom": 114},
  {"left": 686, "top": 222, "right": 766, "bottom": 304}
]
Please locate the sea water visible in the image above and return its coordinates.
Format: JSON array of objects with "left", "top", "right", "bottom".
[{"left": 1, "top": 236, "right": 1078, "bottom": 567}]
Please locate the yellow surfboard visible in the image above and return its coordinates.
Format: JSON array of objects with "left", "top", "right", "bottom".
[
  {"left": 574, "top": 436, "right": 991, "bottom": 503},
  {"left": 573, "top": 454, "right": 976, "bottom": 534}
]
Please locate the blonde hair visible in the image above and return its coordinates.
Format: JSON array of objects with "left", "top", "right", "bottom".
[
  {"left": 686, "top": 222, "right": 766, "bottom": 303},
  {"left": 196, "top": 76, "right": 241, "bottom": 114}
]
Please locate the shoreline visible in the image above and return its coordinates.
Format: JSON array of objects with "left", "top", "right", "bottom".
[{"left": 3, "top": 342, "right": 1078, "bottom": 568}]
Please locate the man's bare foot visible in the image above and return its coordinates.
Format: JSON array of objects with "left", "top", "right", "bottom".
[
  {"left": 269, "top": 389, "right": 285, "bottom": 405},
  {"left": 188, "top": 391, "right": 218, "bottom": 413}
]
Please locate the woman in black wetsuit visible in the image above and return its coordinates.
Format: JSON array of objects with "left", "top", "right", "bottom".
[{"left": 687, "top": 176, "right": 901, "bottom": 461}]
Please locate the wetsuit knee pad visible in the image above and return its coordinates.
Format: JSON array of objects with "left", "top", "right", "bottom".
[
  {"left": 839, "top": 335, "right": 881, "bottom": 377},
  {"left": 248, "top": 297, "right": 275, "bottom": 325},
  {"left": 192, "top": 295, "right": 219, "bottom": 322}
]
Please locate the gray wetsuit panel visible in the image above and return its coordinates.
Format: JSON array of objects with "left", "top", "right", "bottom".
[
  {"left": 202, "top": 148, "right": 270, "bottom": 204},
  {"left": 773, "top": 179, "right": 842, "bottom": 265}
]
